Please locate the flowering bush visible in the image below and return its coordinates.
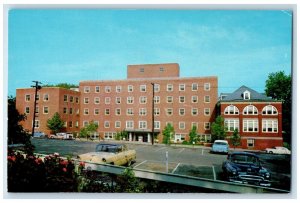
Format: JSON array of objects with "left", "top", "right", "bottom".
[{"left": 8, "top": 150, "right": 78, "bottom": 192}]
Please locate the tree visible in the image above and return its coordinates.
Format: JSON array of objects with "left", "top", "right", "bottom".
[
  {"left": 162, "top": 123, "right": 174, "bottom": 145},
  {"left": 7, "top": 96, "right": 34, "bottom": 154},
  {"left": 265, "top": 71, "right": 291, "bottom": 144},
  {"left": 80, "top": 121, "right": 98, "bottom": 140},
  {"left": 42, "top": 83, "right": 78, "bottom": 90},
  {"left": 211, "top": 116, "right": 227, "bottom": 142},
  {"left": 188, "top": 126, "right": 198, "bottom": 144},
  {"left": 230, "top": 129, "right": 241, "bottom": 150},
  {"left": 115, "top": 130, "right": 128, "bottom": 141},
  {"left": 47, "top": 112, "right": 65, "bottom": 134}
]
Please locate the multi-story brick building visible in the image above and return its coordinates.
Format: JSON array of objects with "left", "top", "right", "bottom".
[
  {"left": 219, "top": 86, "right": 283, "bottom": 150},
  {"left": 79, "top": 63, "right": 218, "bottom": 143},
  {"left": 16, "top": 87, "right": 81, "bottom": 135}
]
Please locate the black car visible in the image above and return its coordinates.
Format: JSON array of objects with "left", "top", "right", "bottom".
[{"left": 222, "top": 152, "right": 271, "bottom": 187}]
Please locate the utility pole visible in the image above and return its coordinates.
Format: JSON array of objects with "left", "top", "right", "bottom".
[
  {"left": 31, "top": 81, "right": 42, "bottom": 136},
  {"left": 151, "top": 83, "right": 155, "bottom": 145}
]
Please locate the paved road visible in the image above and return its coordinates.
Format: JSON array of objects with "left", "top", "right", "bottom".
[{"left": 31, "top": 138, "right": 291, "bottom": 190}]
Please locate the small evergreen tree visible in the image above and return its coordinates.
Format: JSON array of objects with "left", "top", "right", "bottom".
[
  {"left": 162, "top": 123, "right": 174, "bottom": 145},
  {"left": 47, "top": 112, "right": 65, "bottom": 134},
  {"left": 80, "top": 121, "right": 98, "bottom": 140},
  {"left": 230, "top": 129, "right": 241, "bottom": 150}
]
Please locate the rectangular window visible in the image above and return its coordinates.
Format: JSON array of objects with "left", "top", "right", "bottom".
[
  {"left": 126, "top": 121, "right": 134, "bottom": 129},
  {"left": 179, "top": 122, "right": 185, "bottom": 130},
  {"left": 115, "top": 108, "right": 121, "bottom": 116},
  {"left": 262, "top": 119, "right": 278, "bottom": 133},
  {"left": 104, "top": 121, "right": 110, "bottom": 128},
  {"left": 94, "top": 97, "right": 100, "bottom": 104},
  {"left": 128, "top": 85, "right": 133, "bottom": 92},
  {"left": 191, "top": 96, "right": 198, "bottom": 103},
  {"left": 154, "top": 96, "right": 160, "bottom": 104},
  {"left": 70, "top": 96, "right": 74, "bottom": 103},
  {"left": 64, "top": 95, "right": 68, "bottom": 102},
  {"left": 174, "top": 134, "right": 185, "bottom": 142},
  {"left": 105, "top": 86, "right": 111, "bottom": 93},
  {"left": 127, "top": 96, "right": 134, "bottom": 104},
  {"left": 192, "top": 83, "right": 198, "bottom": 91},
  {"left": 179, "top": 108, "right": 185, "bottom": 116},
  {"left": 34, "top": 120, "right": 40, "bottom": 128},
  {"left": 36, "top": 94, "right": 40, "bottom": 101},
  {"left": 105, "top": 108, "right": 110, "bottom": 115},
  {"left": 75, "top": 97, "right": 79, "bottom": 104},
  {"left": 69, "top": 121, "right": 73, "bottom": 128},
  {"left": 69, "top": 108, "right": 73, "bottom": 114},
  {"left": 84, "top": 108, "right": 89, "bottom": 115},
  {"left": 204, "top": 95, "right": 210, "bottom": 103},
  {"left": 225, "top": 119, "right": 239, "bottom": 132},
  {"left": 43, "top": 94, "right": 49, "bottom": 101},
  {"left": 94, "top": 108, "right": 99, "bottom": 115},
  {"left": 116, "top": 97, "right": 121, "bottom": 104},
  {"left": 139, "top": 108, "right": 147, "bottom": 116},
  {"left": 84, "top": 86, "right": 90, "bottom": 93},
  {"left": 140, "top": 68, "right": 144, "bottom": 73},
  {"left": 191, "top": 122, "right": 198, "bottom": 129},
  {"left": 191, "top": 108, "right": 198, "bottom": 116},
  {"left": 84, "top": 97, "right": 89, "bottom": 104},
  {"left": 166, "top": 108, "right": 173, "bottom": 116},
  {"left": 243, "top": 119, "right": 258, "bottom": 132},
  {"left": 167, "top": 96, "right": 173, "bottom": 103},
  {"left": 204, "top": 122, "right": 210, "bottom": 130},
  {"left": 154, "top": 84, "right": 160, "bottom": 92},
  {"left": 140, "top": 85, "right": 146, "bottom": 92},
  {"left": 139, "top": 121, "right": 147, "bottom": 129},
  {"left": 83, "top": 121, "right": 89, "bottom": 127},
  {"left": 63, "top": 107, "right": 67, "bottom": 114},
  {"left": 95, "top": 86, "right": 100, "bottom": 93},
  {"left": 167, "top": 84, "right": 173, "bottom": 92},
  {"left": 204, "top": 83, "right": 211, "bottom": 91},
  {"left": 116, "top": 86, "right": 122, "bottom": 93},
  {"left": 105, "top": 97, "right": 111, "bottom": 104},
  {"left": 179, "top": 84, "right": 185, "bottom": 91},
  {"left": 25, "top": 107, "right": 30, "bottom": 114},
  {"left": 127, "top": 108, "right": 134, "bottom": 116},
  {"left": 179, "top": 96, "right": 185, "bottom": 103},
  {"left": 204, "top": 108, "right": 210, "bottom": 116},
  {"left": 115, "top": 121, "right": 121, "bottom": 128},
  {"left": 247, "top": 139, "right": 255, "bottom": 148},
  {"left": 154, "top": 108, "right": 160, "bottom": 116},
  {"left": 43, "top": 106, "right": 49, "bottom": 114},
  {"left": 154, "top": 121, "right": 160, "bottom": 129},
  {"left": 139, "top": 96, "right": 147, "bottom": 104}
]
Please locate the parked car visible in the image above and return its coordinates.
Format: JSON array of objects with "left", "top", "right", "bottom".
[
  {"left": 77, "top": 143, "right": 136, "bottom": 166},
  {"left": 49, "top": 132, "right": 74, "bottom": 140},
  {"left": 222, "top": 152, "right": 271, "bottom": 187},
  {"left": 265, "top": 146, "right": 291, "bottom": 155},
  {"left": 33, "top": 131, "right": 46, "bottom": 138},
  {"left": 211, "top": 140, "right": 229, "bottom": 154}
]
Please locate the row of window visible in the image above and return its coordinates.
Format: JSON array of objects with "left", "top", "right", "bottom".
[
  {"left": 84, "top": 95, "right": 211, "bottom": 105},
  {"left": 83, "top": 83, "right": 211, "bottom": 93},
  {"left": 224, "top": 105, "right": 278, "bottom": 115},
  {"left": 25, "top": 106, "right": 80, "bottom": 115},
  {"left": 83, "top": 107, "right": 211, "bottom": 116},
  {"left": 25, "top": 94, "right": 80, "bottom": 103},
  {"left": 224, "top": 119, "right": 279, "bottom": 133},
  {"left": 82, "top": 120, "right": 211, "bottom": 131}
]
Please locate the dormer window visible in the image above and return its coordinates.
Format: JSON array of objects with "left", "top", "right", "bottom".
[{"left": 243, "top": 91, "right": 250, "bottom": 100}]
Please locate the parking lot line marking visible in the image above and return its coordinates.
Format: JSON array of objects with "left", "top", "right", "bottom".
[
  {"left": 155, "top": 147, "right": 166, "bottom": 152},
  {"left": 178, "top": 148, "right": 185, "bottom": 154},
  {"left": 172, "top": 163, "right": 181, "bottom": 174},
  {"left": 134, "top": 160, "right": 148, "bottom": 168},
  {"left": 212, "top": 165, "right": 216, "bottom": 180}
]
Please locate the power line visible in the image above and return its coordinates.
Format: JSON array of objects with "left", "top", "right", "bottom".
[{"left": 31, "top": 81, "right": 42, "bottom": 136}]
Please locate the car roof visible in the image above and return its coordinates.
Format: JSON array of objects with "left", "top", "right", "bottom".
[
  {"left": 214, "top": 140, "right": 228, "bottom": 143},
  {"left": 96, "top": 143, "right": 123, "bottom": 147},
  {"left": 229, "top": 151, "right": 259, "bottom": 158}
]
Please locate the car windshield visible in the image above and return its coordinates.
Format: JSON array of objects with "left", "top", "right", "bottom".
[
  {"left": 96, "top": 144, "right": 121, "bottom": 153},
  {"left": 215, "top": 142, "right": 227, "bottom": 145},
  {"left": 231, "top": 154, "right": 260, "bottom": 165}
]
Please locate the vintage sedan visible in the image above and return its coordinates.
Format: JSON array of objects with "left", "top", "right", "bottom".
[
  {"left": 222, "top": 152, "right": 271, "bottom": 187},
  {"left": 265, "top": 146, "right": 291, "bottom": 155},
  {"left": 77, "top": 143, "right": 136, "bottom": 166}
]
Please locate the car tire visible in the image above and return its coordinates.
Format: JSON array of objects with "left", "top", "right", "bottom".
[{"left": 268, "top": 151, "right": 273, "bottom": 154}]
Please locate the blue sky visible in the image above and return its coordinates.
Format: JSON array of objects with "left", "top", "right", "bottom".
[{"left": 8, "top": 9, "right": 292, "bottom": 96}]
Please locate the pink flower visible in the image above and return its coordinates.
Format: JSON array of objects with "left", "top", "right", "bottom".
[
  {"left": 54, "top": 152, "right": 59, "bottom": 157},
  {"left": 79, "top": 162, "right": 85, "bottom": 167},
  {"left": 62, "top": 168, "right": 67, "bottom": 172}
]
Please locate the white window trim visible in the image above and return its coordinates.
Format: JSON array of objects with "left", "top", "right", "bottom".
[
  {"left": 224, "top": 119, "right": 239, "bottom": 132},
  {"left": 179, "top": 96, "right": 185, "bottom": 103},
  {"left": 167, "top": 84, "right": 173, "bottom": 92}
]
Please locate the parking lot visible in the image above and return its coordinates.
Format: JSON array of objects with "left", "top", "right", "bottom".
[{"left": 31, "top": 138, "right": 291, "bottom": 191}]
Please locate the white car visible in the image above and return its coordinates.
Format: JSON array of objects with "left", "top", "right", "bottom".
[{"left": 265, "top": 146, "right": 291, "bottom": 155}]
